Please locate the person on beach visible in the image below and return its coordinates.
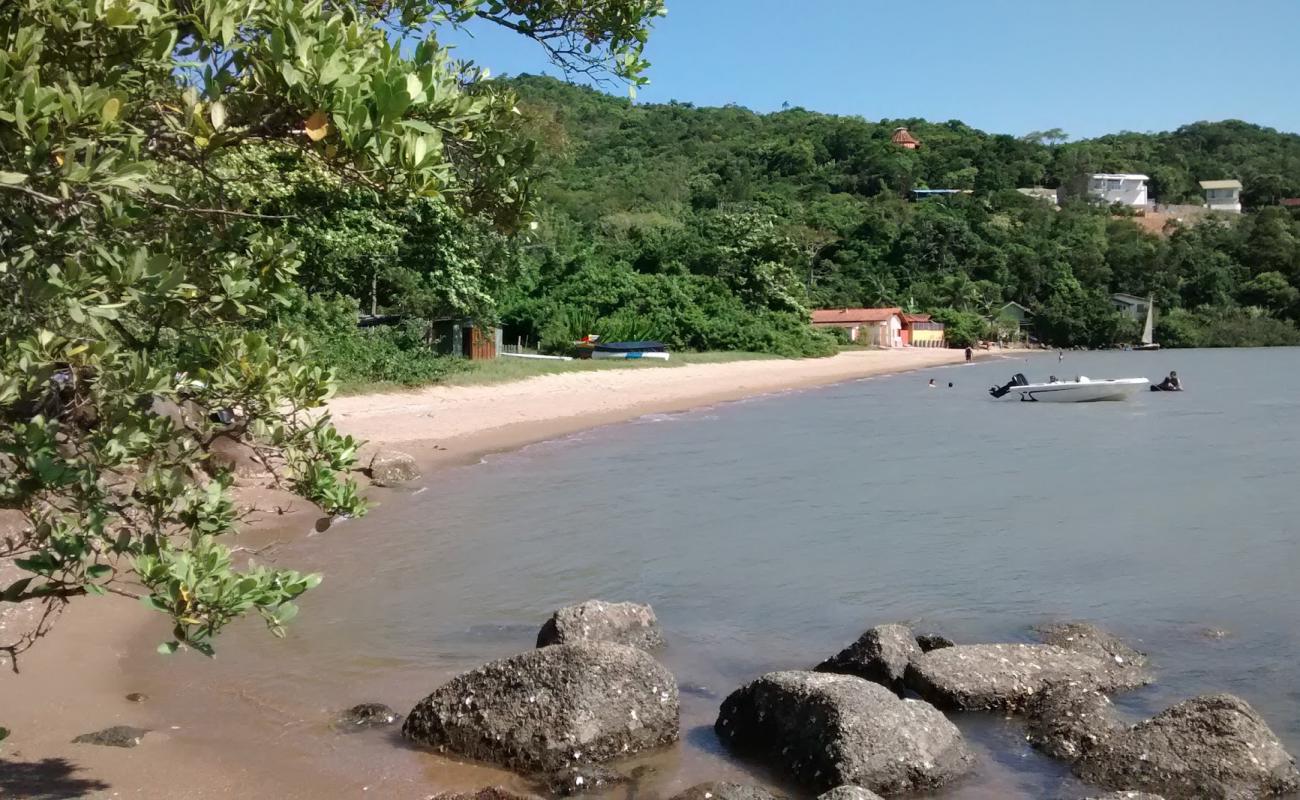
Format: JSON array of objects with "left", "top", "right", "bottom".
[
  {"left": 964, "top": 347, "right": 972, "bottom": 362},
  {"left": 1059, "top": 351, "right": 1064, "bottom": 362}
]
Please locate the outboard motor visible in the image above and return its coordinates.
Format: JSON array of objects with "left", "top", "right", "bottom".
[{"left": 989, "top": 373, "right": 1028, "bottom": 399}]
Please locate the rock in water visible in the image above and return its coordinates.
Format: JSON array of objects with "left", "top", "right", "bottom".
[
  {"left": 1081, "top": 793, "right": 1167, "bottom": 800},
  {"left": 1035, "top": 622, "right": 1148, "bottom": 669},
  {"left": 817, "top": 787, "right": 885, "bottom": 800},
  {"left": 1074, "top": 693, "right": 1299, "bottom": 799},
  {"left": 1025, "top": 683, "right": 1122, "bottom": 761},
  {"left": 915, "top": 633, "right": 955, "bottom": 653},
  {"left": 369, "top": 449, "right": 420, "bottom": 486},
  {"left": 715, "top": 671, "right": 972, "bottom": 795},
  {"left": 814, "top": 623, "right": 920, "bottom": 693},
  {"left": 430, "top": 790, "right": 542, "bottom": 800},
  {"left": 402, "top": 642, "right": 679, "bottom": 773},
  {"left": 666, "top": 783, "right": 786, "bottom": 800},
  {"left": 536, "top": 600, "right": 664, "bottom": 651},
  {"left": 72, "top": 725, "right": 149, "bottom": 748},
  {"left": 335, "top": 702, "right": 401, "bottom": 732},
  {"left": 540, "top": 764, "right": 629, "bottom": 797},
  {"left": 905, "top": 644, "right": 1148, "bottom": 711}
]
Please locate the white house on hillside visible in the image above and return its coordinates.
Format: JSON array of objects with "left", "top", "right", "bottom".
[
  {"left": 1087, "top": 173, "right": 1149, "bottom": 208},
  {"left": 1200, "top": 179, "right": 1242, "bottom": 214}
]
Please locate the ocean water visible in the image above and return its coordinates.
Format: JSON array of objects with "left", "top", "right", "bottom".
[{"left": 126, "top": 348, "right": 1300, "bottom": 799}]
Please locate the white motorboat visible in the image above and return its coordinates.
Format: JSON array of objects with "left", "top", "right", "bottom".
[{"left": 989, "top": 373, "right": 1149, "bottom": 402}]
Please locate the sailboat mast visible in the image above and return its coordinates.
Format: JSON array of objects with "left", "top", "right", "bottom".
[{"left": 1141, "top": 299, "right": 1154, "bottom": 346}]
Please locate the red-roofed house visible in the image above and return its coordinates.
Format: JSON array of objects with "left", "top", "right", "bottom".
[
  {"left": 891, "top": 127, "right": 920, "bottom": 150},
  {"left": 811, "top": 307, "right": 906, "bottom": 347},
  {"left": 901, "top": 312, "right": 946, "bottom": 347}
]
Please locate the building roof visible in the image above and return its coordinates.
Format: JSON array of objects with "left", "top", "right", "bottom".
[
  {"left": 1089, "top": 173, "right": 1150, "bottom": 182},
  {"left": 812, "top": 307, "right": 903, "bottom": 324},
  {"left": 999, "top": 301, "right": 1034, "bottom": 315},
  {"left": 910, "top": 189, "right": 972, "bottom": 196},
  {"left": 1017, "top": 187, "right": 1058, "bottom": 199},
  {"left": 1111, "top": 292, "right": 1149, "bottom": 306},
  {"left": 891, "top": 127, "right": 919, "bottom": 145},
  {"left": 1199, "top": 179, "right": 1242, "bottom": 190},
  {"left": 902, "top": 312, "right": 932, "bottom": 324},
  {"left": 1280, "top": 198, "right": 1300, "bottom": 207}
]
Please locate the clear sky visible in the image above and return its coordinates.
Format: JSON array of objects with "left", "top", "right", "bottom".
[{"left": 442, "top": 0, "right": 1300, "bottom": 139}]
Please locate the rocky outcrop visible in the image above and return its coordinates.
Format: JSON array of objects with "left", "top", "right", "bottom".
[
  {"left": 666, "top": 783, "right": 785, "bottom": 800},
  {"left": 1074, "top": 694, "right": 1299, "bottom": 799},
  {"left": 72, "top": 726, "right": 149, "bottom": 748},
  {"left": 368, "top": 450, "right": 420, "bottom": 486},
  {"left": 334, "top": 702, "right": 401, "bottom": 732},
  {"left": 536, "top": 600, "right": 663, "bottom": 651},
  {"left": 915, "top": 633, "right": 954, "bottom": 653},
  {"left": 1025, "top": 683, "right": 1122, "bottom": 761},
  {"left": 905, "top": 644, "right": 1148, "bottom": 711},
  {"left": 814, "top": 623, "right": 920, "bottom": 693},
  {"left": 715, "top": 670, "right": 972, "bottom": 795},
  {"left": 1035, "top": 622, "right": 1148, "bottom": 669},
  {"left": 817, "top": 787, "right": 885, "bottom": 800},
  {"left": 1080, "top": 793, "right": 1166, "bottom": 800},
  {"left": 402, "top": 641, "right": 679, "bottom": 773}
]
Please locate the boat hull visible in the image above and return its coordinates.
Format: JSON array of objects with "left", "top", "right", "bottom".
[{"left": 1010, "top": 378, "right": 1149, "bottom": 402}]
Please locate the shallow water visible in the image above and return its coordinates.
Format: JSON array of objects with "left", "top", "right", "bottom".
[{"left": 126, "top": 348, "right": 1300, "bottom": 799}]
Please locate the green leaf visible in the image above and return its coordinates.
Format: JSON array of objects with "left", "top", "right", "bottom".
[
  {"left": 157, "top": 641, "right": 179, "bottom": 655},
  {"left": 0, "top": 172, "right": 27, "bottom": 185},
  {"left": 102, "top": 97, "right": 121, "bottom": 124},
  {"left": 210, "top": 100, "right": 226, "bottom": 131}
]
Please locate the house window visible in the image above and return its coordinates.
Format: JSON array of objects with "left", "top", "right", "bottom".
[{"left": 1107, "top": 179, "right": 1123, "bottom": 191}]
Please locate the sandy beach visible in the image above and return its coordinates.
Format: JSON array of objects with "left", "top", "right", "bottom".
[{"left": 0, "top": 347, "right": 999, "bottom": 799}]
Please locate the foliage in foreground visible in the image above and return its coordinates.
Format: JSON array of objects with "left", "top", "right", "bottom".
[{"left": 0, "top": 0, "right": 663, "bottom": 659}]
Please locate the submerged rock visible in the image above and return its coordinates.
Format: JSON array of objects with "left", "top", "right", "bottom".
[
  {"left": 666, "top": 783, "right": 785, "bottom": 800},
  {"left": 430, "top": 790, "right": 542, "bottom": 800},
  {"left": 1074, "top": 693, "right": 1299, "bottom": 799},
  {"left": 72, "top": 725, "right": 149, "bottom": 748},
  {"left": 536, "top": 600, "right": 663, "bottom": 650},
  {"left": 369, "top": 449, "right": 420, "bottom": 486},
  {"left": 1080, "top": 793, "right": 1167, "bottom": 800},
  {"left": 816, "top": 787, "right": 885, "bottom": 800},
  {"left": 715, "top": 670, "right": 972, "bottom": 795},
  {"left": 905, "top": 643, "right": 1148, "bottom": 711},
  {"left": 540, "top": 764, "right": 629, "bottom": 797},
  {"left": 915, "top": 633, "right": 955, "bottom": 653},
  {"left": 814, "top": 623, "right": 920, "bottom": 693},
  {"left": 1035, "top": 622, "right": 1148, "bottom": 669},
  {"left": 124, "top": 692, "right": 148, "bottom": 703},
  {"left": 402, "top": 641, "right": 678, "bottom": 773},
  {"left": 1025, "top": 683, "right": 1123, "bottom": 761},
  {"left": 334, "top": 702, "right": 401, "bottom": 732},
  {"left": 677, "top": 682, "right": 718, "bottom": 699}
]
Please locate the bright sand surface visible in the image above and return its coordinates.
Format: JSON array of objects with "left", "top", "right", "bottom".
[{"left": 0, "top": 347, "right": 999, "bottom": 798}]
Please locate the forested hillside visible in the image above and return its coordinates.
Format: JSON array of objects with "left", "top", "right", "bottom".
[{"left": 493, "top": 75, "right": 1300, "bottom": 351}]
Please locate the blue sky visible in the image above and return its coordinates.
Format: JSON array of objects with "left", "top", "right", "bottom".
[{"left": 442, "top": 0, "right": 1299, "bottom": 139}]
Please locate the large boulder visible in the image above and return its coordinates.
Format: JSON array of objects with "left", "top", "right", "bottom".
[
  {"left": 715, "top": 670, "right": 972, "bottom": 795},
  {"left": 369, "top": 449, "right": 420, "bottom": 486},
  {"left": 1025, "top": 682, "right": 1123, "bottom": 761},
  {"left": 817, "top": 787, "right": 885, "bottom": 800},
  {"left": 1035, "top": 622, "right": 1148, "bottom": 669},
  {"left": 666, "top": 783, "right": 785, "bottom": 800},
  {"left": 905, "top": 644, "right": 1148, "bottom": 711},
  {"left": 536, "top": 600, "right": 663, "bottom": 651},
  {"left": 1074, "top": 694, "right": 1299, "bottom": 799},
  {"left": 814, "top": 623, "right": 920, "bottom": 693},
  {"left": 402, "top": 642, "right": 679, "bottom": 773}
]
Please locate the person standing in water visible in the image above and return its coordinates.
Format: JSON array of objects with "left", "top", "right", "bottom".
[{"left": 928, "top": 379, "right": 936, "bottom": 388}]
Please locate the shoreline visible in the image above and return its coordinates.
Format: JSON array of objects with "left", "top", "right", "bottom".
[{"left": 0, "top": 347, "right": 1019, "bottom": 799}]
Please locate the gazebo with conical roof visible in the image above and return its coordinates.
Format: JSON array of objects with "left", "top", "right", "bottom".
[{"left": 891, "top": 126, "right": 920, "bottom": 149}]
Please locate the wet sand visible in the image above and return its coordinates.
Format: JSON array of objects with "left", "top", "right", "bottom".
[{"left": 0, "top": 348, "right": 996, "bottom": 798}]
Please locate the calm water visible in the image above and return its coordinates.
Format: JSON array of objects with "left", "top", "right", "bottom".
[{"left": 128, "top": 348, "right": 1300, "bottom": 799}]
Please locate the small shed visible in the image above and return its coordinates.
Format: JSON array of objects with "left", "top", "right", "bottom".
[
  {"left": 901, "top": 313, "right": 945, "bottom": 347},
  {"left": 1200, "top": 179, "right": 1242, "bottom": 214},
  {"left": 430, "top": 318, "right": 502, "bottom": 360}
]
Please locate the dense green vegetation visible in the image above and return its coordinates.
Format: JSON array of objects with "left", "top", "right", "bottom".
[
  {"left": 495, "top": 76, "right": 1300, "bottom": 351},
  {"left": 0, "top": 0, "right": 663, "bottom": 657}
]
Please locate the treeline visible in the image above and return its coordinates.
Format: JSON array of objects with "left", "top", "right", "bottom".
[{"left": 258, "top": 76, "right": 1300, "bottom": 378}]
